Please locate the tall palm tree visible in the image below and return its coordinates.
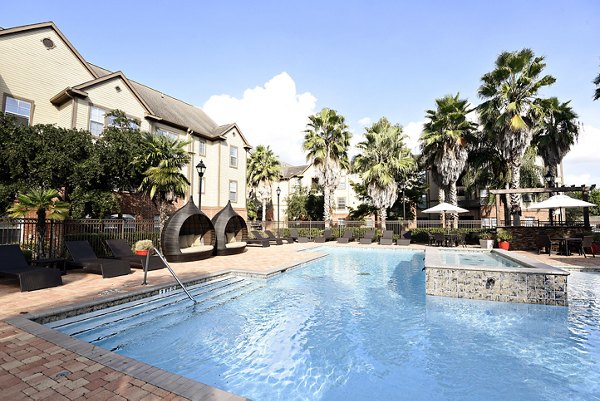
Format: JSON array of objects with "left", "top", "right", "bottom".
[
  {"left": 7, "top": 188, "right": 69, "bottom": 257},
  {"left": 138, "top": 133, "right": 190, "bottom": 231},
  {"left": 533, "top": 97, "right": 580, "bottom": 180},
  {"left": 246, "top": 145, "right": 281, "bottom": 222},
  {"left": 420, "top": 94, "right": 477, "bottom": 227},
  {"left": 478, "top": 48, "right": 556, "bottom": 222},
  {"left": 303, "top": 108, "right": 351, "bottom": 227},
  {"left": 353, "top": 117, "right": 415, "bottom": 230}
]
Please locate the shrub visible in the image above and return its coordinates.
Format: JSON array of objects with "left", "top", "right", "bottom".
[{"left": 496, "top": 230, "right": 512, "bottom": 242}]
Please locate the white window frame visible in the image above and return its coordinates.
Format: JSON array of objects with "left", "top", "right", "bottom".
[
  {"left": 4, "top": 96, "right": 33, "bottom": 126},
  {"left": 229, "top": 145, "right": 238, "bottom": 168},
  {"left": 229, "top": 180, "right": 238, "bottom": 202},
  {"left": 156, "top": 127, "right": 178, "bottom": 140},
  {"left": 198, "top": 139, "right": 207, "bottom": 156},
  {"left": 90, "top": 106, "right": 105, "bottom": 136},
  {"left": 337, "top": 197, "right": 346, "bottom": 210}
]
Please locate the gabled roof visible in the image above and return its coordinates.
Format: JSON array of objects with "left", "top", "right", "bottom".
[
  {"left": 2, "top": 21, "right": 252, "bottom": 148},
  {"left": 279, "top": 161, "right": 310, "bottom": 179},
  {"left": 0, "top": 22, "right": 98, "bottom": 79}
]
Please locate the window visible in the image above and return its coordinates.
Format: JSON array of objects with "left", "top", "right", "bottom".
[
  {"left": 229, "top": 181, "right": 238, "bottom": 202},
  {"left": 90, "top": 106, "right": 105, "bottom": 136},
  {"left": 4, "top": 96, "right": 32, "bottom": 126},
  {"left": 481, "top": 218, "right": 497, "bottom": 229},
  {"left": 339, "top": 176, "right": 346, "bottom": 190},
  {"left": 198, "top": 139, "right": 206, "bottom": 156},
  {"left": 230, "top": 146, "right": 238, "bottom": 168},
  {"left": 337, "top": 197, "right": 346, "bottom": 210},
  {"left": 156, "top": 128, "right": 178, "bottom": 140}
]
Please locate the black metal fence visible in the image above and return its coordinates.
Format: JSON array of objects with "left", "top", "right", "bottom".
[{"left": 0, "top": 218, "right": 160, "bottom": 259}]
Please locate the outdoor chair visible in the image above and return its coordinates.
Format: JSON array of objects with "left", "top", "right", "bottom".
[
  {"left": 337, "top": 230, "right": 354, "bottom": 243},
  {"left": 433, "top": 233, "right": 445, "bottom": 247},
  {"left": 570, "top": 236, "right": 596, "bottom": 258},
  {"left": 397, "top": 231, "right": 411, "bottom": 246},
  {"left": 0, "top": 244, "right": 63, "bottom": 292},
  {"left": 456, "top": 233, "right": 467, "bottom": 248},
  {"left": 246, "top": 232, "right": 270, "bottom": 247},
  {"left": 265, "top": 229, "right": 293, "bottom": 243},
  {"left": 379, "top": 230, "right": 394, "bottom": 245},
  {"left": 536, "top": 234, "right": 557, "bottom": 255},
  {"left": 289, "top": 229, "right": 309, "bottom": 243},
  {"left": 427, "top": 232, "right": 436, "bottom": 246},
  {"left": 314, "top": 229, "right": 334, "bottom": 243},
  {"left": 359, "top": 230, "right": 376, "bottom": 244},
  {"left": 65, "top": 241, "right": 132, "bottom": 278},
  {"left": 252, "top": 230, "right": 283, "bottom": 245},
  {"left": 105, "top": 239, "right": 167, "bottom": 271}
]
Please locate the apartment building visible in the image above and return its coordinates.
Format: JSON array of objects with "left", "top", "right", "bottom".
[{"left": 0, "top": 22, "right": 250, "bottom": 218}]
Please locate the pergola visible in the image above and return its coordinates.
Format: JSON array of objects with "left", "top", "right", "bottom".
[{"left": 488, "top": 185, "right": 596, "bottom": 227}]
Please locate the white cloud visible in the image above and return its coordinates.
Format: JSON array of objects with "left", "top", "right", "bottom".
[
  {"left": 357, "top": 117, "right": 372, "bottom": 127},
  {"left": 403, "top": 120, "right": 424, "bottom": 154},
  {"left": 202, "top": 72, "right": 317, "bottom": 165},
  {"left": 562, "top": 124, "right": 600, "bottom": 186}
]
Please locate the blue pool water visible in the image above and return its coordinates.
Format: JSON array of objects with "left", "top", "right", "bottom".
[
  {"left": 50, "top": 248, "right": 600, "bottom": 401},
  {"left": 439, "top": 249, "right": 522, "bottom": 268}
]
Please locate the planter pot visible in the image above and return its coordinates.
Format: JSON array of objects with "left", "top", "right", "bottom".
[
  {"left": 498, "top": 241, "right": 510, "bottom": 250},
  {"left": 479, "top": 239, "right": 494, "bottom": 249},
  {"left": 592, "top": 243, "right": 599, "bottom": 254},
  {"left": 135, "top": 249, "right": 149, "bottom": 256}
]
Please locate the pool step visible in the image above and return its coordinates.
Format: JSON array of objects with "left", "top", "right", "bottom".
[{"left": 48, "top": 276, "right": 263, "bottom": 340}]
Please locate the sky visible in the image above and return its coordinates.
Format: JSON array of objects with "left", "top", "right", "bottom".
[{"left": 2, "top": 0, "right": 599, "bottom": 185}]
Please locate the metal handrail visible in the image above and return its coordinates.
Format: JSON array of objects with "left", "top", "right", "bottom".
[{"left": 143, "top": 247, "right": 196, "bottom": 304}]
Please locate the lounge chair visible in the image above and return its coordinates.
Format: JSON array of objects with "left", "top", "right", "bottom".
[
  {"left": 105, "top": 239, "right": 166, "bottom": 271},
  {"left": 264, "top": 229, "right": 293, "bottom": 243},
  {"left": 252, "top": 230, "right": 283, "bottom": 245},
  {"left": 0, "top": 244, "right": 63, "bottom": 291},
  {"left": 359, "top": 230, "right": 376, "bottom": 244},
  {"left": 314, "top": 229, "right": 334, "bottom": 243},
  {"left": 289, "top": 229, "right": 309, "bottom": 243},
  {"left": 65, "top": 241, "right": 132, "bottom": 278},
  {"left": 379, "top": 230, "right": 394, "bottom": 245},
  {"left": 337, "top": 230, "right": 354, "bottom": 243},
  {"left": 246, "top": 233, "right": 270, "bottom": 247},
  {"left": 397, "top": 231, "right": 411, "bottom": 246}
]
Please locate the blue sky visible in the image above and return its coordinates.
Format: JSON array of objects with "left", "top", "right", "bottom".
[{"left": 3, "top": 0, "right": 599, "bottom": 184}]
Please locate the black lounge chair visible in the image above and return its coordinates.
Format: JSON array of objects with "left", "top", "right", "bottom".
[
  {"left": 252, "top": 230, "right": 283, "bottom": 245},
  {"left": 359, "top": 230, "right": 376, "bottom": 244},
  {"left": 397, "top": 231, "right": 411, "bottom": 246},
  {"left": 246, "top": 235, "right": 270, "bottom": 247},
  {"left": 65, "top": 241, "right": 132, "bottom": 278},
  {"left": 264, "top": 229, "right": 293, "bottom": 243},
  {"left": 105, "top": 239, "right": 167, "bottom": 271},
  {"left": 314, "top": 229, "right": 334, "bottom": 243},
  {"left": 289, "top": 229, "right": 309, "bottom": 243},
  {"left": 337, "top": 230, "right": 354, "bottom": 243},
  {"left": 0, "top": 245, "right": 63, "bottom": 291},
  {"left": 380, "top": 230, "right": 394, "bottom": 245}
]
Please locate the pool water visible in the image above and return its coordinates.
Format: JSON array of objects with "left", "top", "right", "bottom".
[
  {"left": 50, "top": 248, "right": 600, "bottom": 401},
  {"left": 439, "top": 249, "right": 522, "bottom": 268}
]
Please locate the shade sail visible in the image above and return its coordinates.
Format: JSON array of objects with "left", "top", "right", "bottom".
[
  {"left": 526, "top": 194, "right": 595, "bottom": 210},
  {"left": 421, "top": 202, "right": 469, "bottom": 214}
]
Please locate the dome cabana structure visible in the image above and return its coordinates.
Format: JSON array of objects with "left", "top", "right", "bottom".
[
  {"left": 212, "top": 201, "right": 248, "bottom": 256},
  {"left": 160, "top": 200, "right": 215, "bottom": 262}
]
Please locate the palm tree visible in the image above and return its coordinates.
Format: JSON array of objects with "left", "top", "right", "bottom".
[
  {"left": 594, "top": 70, "right": 600, "bottom": 100},
  {"left": 7, "top": 188, "right": 69, "bottom": 257},
  {"left": 303, "top": 108, "right": 351, "bottom": 227},
  {"left": 420, "top": 94, "right": 477, "bottom": 227},
  {"left": 353, "top": 117, "right": 414, "bottom": 230},
  {"left": 246, "top": 145, "right": 281, "bottom": 223},
  {"left": 138, "top": 133, "right": 190, "bottom": 231},
  {"left": 478, "top": 48, "right": 556, "bottom": 223},
  {"left": 534, "top": 97, "right": 580, "bottom": 180}
]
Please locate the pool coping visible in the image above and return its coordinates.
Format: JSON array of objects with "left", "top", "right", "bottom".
[{"left": 425, "top": 247, "right": 570, "bottom": 276}]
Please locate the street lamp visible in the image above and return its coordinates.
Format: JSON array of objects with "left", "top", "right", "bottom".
[
  {"left": 195, "top": 160, "right": 206, "bottom": 210},
  {"left": 276, "top": 186, "right": 281, "bottom": 238}
]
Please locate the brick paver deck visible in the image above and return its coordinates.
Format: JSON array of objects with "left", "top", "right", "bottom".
[{"left": 1, "top": 242, "right": 598, "bottom": 400}]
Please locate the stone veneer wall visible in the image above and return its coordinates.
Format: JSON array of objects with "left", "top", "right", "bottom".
[
  {"left": 501, "top": 226, "right": 590, "bottom": 251},
  {"left": 425, "top": 268, "right": 568, "bottom": 306}
]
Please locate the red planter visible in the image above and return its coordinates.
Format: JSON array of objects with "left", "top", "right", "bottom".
[
  {"left": 592, "top": 243, "right": 599, "bottom": 254},
  {"left": 135, "top": 249, "right": 149, "bottom": 256},
  {"left": 498, "top": 241, "right": 510, "bottom": 250}
]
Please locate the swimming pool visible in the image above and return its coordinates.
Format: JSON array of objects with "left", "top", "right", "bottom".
[
  {"left": 49, "top": 248, "right": 600, "bottom": 401},
  {"left": 439, "top": 248, "right": 522, "bottom": 268}
]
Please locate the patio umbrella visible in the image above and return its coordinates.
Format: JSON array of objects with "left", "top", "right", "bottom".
[
  {"left": 421, "top": 202, "right": 469, "bottom": 231},
  {"left": 527, "top": 194, "right": 595, "bottom": 224}
]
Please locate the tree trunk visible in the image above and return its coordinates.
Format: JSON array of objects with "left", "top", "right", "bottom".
[
  {"left": 261, "top": 199, "right": 267, "bottom": 223},
  {"left": 36, "top": 208, "right": 46, "bottom": 258},
  {"left": 158, "top": 200, "right": 170, "bottom": 235},
  {"left": 448, "top": 181, "right": 458, "bottom": 229},
  {"left": 379, "top": 207, "right": 387, "bottom": 231},
  {"left": 509, "top": 162, "right": 522, "bottom": 226},
  {"left": 323, "top": 185, "right": 331, "bottom": 228},
  {"left": 438, "top": 187, "right": 446, "bottom": 229}
]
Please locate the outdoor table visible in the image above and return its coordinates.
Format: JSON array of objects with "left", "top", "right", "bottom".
[
  {"left": 551, "top": 237, "right": 582, "bottom": 256},
  {"left": 32, "top": 257, "right": 68, "bottom": 274}
]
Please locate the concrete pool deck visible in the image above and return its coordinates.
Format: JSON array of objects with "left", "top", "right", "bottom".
[{"left": 1, "top": 242, "right": 598, "bottom": 400}]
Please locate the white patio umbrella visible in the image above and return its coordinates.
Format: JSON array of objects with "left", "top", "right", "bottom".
[
  {"left": 421, "top": 202, "right": 469, "bottom": 231},
  {"left": 527, "top": 194, "right": 595, "bottom": 224}
]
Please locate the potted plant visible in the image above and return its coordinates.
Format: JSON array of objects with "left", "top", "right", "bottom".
[
  {"left": 134, "top": 239, "right": 153, "bottom": 256},
  {"left": 496, "top": 230, "right": 512, "bottom": 250},
  {"left": 479, "top": 231, "right": 494, "bottom": 249}
]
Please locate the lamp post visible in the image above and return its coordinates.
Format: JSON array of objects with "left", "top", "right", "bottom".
[
  {"left": 195, "top": 160, "right": 206, "bottom": 210},
  {"left": 544, "top": 171, "right": 555, "bottom": 225},
  {"left": 276, "top": 186, "right": 281, "bottom": 238}
]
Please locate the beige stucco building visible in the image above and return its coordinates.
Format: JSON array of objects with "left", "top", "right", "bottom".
[{"left": 0, "top": 22, "right": 250, "bottom": 219}]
